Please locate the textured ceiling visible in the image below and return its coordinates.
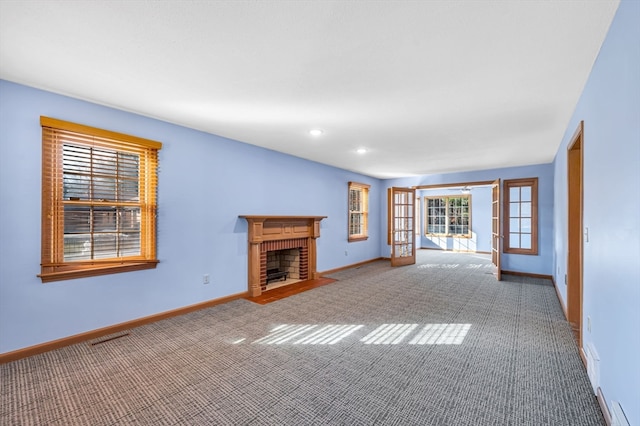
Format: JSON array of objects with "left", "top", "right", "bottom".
[{"left": 0, "top": 1, "right": 619, "bottom": 178}]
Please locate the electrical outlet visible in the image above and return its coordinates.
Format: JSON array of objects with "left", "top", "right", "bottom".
[
  {"left": 345, "top": 250, "right": 348, "bottom": 256},
  {"left": 564, "top": 274, "right": 567, "bottom": 285},
  {"left": 203, "top": 274, "right": 210, "bottom": 284},
  {"left": 587, "top": 316, "right": 591, "bottom": 333}
]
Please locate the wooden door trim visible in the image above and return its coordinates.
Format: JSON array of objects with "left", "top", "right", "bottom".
[
  {"left": 567, "top": 120, "right": 584, "bottom": 349},
  {"left": 387, "top": 188, "right": 392, "bottom": 246}
]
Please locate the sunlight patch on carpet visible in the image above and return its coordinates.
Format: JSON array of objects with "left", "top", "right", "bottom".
[
  {"left": 361, "top": 324, "right": 419, "bottom": 345},
  {"left": 408, "top": 323, "right": 471, "bottom": 345},
  {"left": 418, "top": 263, "right": 492, "bottom": 269},
  {"left": 245, "top": 323, "right": 471, "bottom": 346},
  {"left": 252, "top": 324, "right": 363, "bottom": 345}
]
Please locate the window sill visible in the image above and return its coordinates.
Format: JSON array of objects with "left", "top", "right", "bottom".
[
  {"left": 348, "top": 236, "right": 368, "bottom": 242},
  {"left": 39, "top": 261, "right": 159, "bottom": 283},
  {"left": 425, "top": 234, "right": 472, "bottom": 239}
]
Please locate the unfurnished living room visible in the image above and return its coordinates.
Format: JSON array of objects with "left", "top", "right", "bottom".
[{"left": 0, "top": 1, "right": 638, "bottom": 425}]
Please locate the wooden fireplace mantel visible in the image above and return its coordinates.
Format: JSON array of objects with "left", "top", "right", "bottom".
[
  {"left": 240, "top": 215, "right": 327, "bottom": 243},
  {"left": 239, "top": 215, "right": 327, "bottom": 296}
]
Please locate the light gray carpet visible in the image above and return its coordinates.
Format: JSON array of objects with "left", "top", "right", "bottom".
[{"left": 0, "top": 250, "right": 604, "bottom": 425}]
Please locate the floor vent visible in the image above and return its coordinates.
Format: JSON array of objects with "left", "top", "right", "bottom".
[
  {"left": 585, "top": 342, "right": 600, "bottom": 394},
  {"left": 610, "top": 401, "right": 630, "bottom": 426},
  {"left": 89, "top": 331, "right": 131, "bottom": 346}
]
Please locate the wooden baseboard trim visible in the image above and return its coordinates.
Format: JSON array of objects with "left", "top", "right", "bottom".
[
  {"left": 0, "top": 291, "right": 249, "bottom": 364},
  {"left": 597, "top": 387, "right": 612, "bottom": 426},
  {"left": 319, "top": 257, "right": 385, "bottom": 276},
  {"left": 500, "top": 270, "right": 554, "bottom": 281}
]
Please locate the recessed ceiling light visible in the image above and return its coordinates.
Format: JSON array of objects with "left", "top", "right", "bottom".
[
  {"left": 309, "top": 129, "right": 323, "bottom": 137},
  {"left": 356, "top": 148, "right": 367, "bottom": 154}
]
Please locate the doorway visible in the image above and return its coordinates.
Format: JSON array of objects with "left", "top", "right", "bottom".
[
  {"left": 410, "top": 180, "right": 500, "bottom": 280},
  {"left": 567, "top": 121, "right": 584, "bottom": 347}
]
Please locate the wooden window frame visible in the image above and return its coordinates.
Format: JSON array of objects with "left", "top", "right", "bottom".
[
  {"left": 348, "top": 182, "right": 369, "bottom": 242},
  {"left": 415, "top": 196, "right": 421, "bottom": 235},
  {"left": 424, "top": 195, "right": 472, "bottom": 237},
  {"left": 503, "top": 177, "right": 538, "bottom": 255},
  {"left": 39, "top": 117, "right": 162, "bottom": 282}
]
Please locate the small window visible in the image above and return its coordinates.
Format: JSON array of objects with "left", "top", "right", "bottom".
[
  {"left": 425, "top": 195, "right": 471, "bottom": 237},
  {"left": 348, "top": 182, "right": 369, "bottom": 241},
  {"left": 415, "top": 196, "right": 421, "bottom": 235},
  {"left": 39, "top": 117, "right": 162, "bottom": 282},
  {"left": 503, "top": 178, "right": 538, "bottom": 255}
]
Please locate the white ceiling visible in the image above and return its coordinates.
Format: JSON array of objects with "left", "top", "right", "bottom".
[{"left": 0, "top": 1, "right": 619, "bottom": 179}]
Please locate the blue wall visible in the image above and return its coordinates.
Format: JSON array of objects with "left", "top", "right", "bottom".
[
  {"left": 417, "top": 186, "right": 492, "bottom": 253},
  {"left": 553, "top": 0, "right": 639, "bottom": 423},
  {"left": 0, "top": 80, "right": 382, "bottom": 354},
  {"left": 383, "top": 163, "right": 555, "bottom": 275}
]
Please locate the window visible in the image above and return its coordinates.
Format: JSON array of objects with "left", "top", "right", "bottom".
[
  {"left": 348, "top": 182, "right": 369, "bottom": 241},
  {"left": 425, "top": 195, "right": 471, "bottom": 237},
  {"left": 503, "top": 178, "right": 538, "bottom": 255},
  {"left": 415, "top": 196, "right": 421, "bottom": 235},
  {"left": 39, "top": 117, "right": 162, "bottom": 282}
]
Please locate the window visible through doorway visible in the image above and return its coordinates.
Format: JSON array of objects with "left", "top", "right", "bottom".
[{"left": 425, "top": 195, "right": 471, "bottom": 237}]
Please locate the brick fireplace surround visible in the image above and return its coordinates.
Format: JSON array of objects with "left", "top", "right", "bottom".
[{"left": 239, "top": 216, "right": 327, "bottom": 297}]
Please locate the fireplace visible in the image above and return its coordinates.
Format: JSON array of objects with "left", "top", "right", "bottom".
[{"left": 239, "top": 216, "right": 326, "bottom": 296}]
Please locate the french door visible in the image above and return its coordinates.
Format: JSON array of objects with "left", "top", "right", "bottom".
[
  {"left": 390, "top": 187, "right": 416, "bottom": 266},
  {"left": 491, "top": 179, "right": 502, "bottom": 281}
]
